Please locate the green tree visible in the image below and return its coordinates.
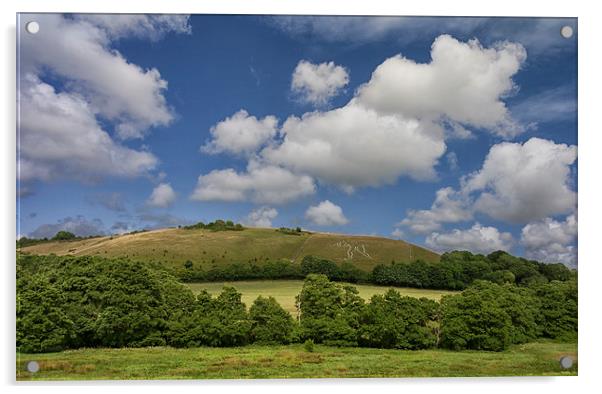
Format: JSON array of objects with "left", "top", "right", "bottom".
[
  {"left": 359, "top": 289, "right": 437, "bottom": 349},
  {"left": 296, "top": 274, "right": 364, "bottom": 346},
  {"left": 52, "top": 231, "right": 77, "bottom": 241},
  {"left": 250, "top": 296, "right": 295, "bottom": 344}
]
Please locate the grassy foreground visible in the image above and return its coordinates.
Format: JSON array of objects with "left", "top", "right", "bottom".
[
  {"left": 187, "top": 280, "right": 458, "bottom": 314},
  {"left": 16, "top": 341, "right": 576, "bottom": 380}
]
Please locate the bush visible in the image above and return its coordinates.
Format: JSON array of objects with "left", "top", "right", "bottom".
[
  {"left": 303, "top": 339, "right": 315, "bottom": 352},
  {"left": 250, "top": 296, "right": 295, "bottom": 344}
]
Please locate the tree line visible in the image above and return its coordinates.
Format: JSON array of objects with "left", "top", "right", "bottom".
[
  {"left": 179, "top": 252, "right": 574, "bottom": 291},
  {"left": 17, "top": 254, "right": 576, "bottom": 353}
]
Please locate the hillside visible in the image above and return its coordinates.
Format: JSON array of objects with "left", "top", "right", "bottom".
[{"left": 19, "top": 227, "right": 439, "bottom": 272}]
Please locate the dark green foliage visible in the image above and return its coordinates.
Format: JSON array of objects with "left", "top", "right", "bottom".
[
  {"left": 301, "top": 255, "right": 340, "bottom": 279},
  {"left": 17, "top": 254, "right": 195, "bottom": 352},
  {"left": 439, "top": 281, "right": 541, "bottom": 351},
  {"left": 250, "top": 296, "right": 295, "bottom": 344},
  {"left": 16, "top": 253, "right": 577, "bottom": 353},
  {"left": 52, "top": 231, "right": 77, "bottom": 240},
  {"left": 532, "top": 280, "right": 578, "bottom": 340},
  {"left": 358, "top": 290, "right": 438, "bottom": 349},
  {"left": 182, "top": 220, "right": 244, "bottom": 231},
  {"left": 373, "top": 250, "right": 575, "bottom": 291},
  {"left": 296, "top": 274, "right": 364, "bottom": 346}
]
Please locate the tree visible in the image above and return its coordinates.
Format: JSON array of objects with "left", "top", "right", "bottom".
[
  {"left": 358, "top": 290, "right": 437, "bottom": 349},
  {"left": 52, "top": 231, "right": 76, "bottom": 241},
  {"left": 250, "top": 296, "right": 295, "bottom": 344},
  {"left": 296, "top": 274, "right": 364, "bottom": 346}
]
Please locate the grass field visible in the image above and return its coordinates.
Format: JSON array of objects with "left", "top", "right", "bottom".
[
  {"left": 16, "top": 341, "right": 577, "bottom": 380},
  {"left": 19, "top": 227, "right": 439, "bottom": 272},
  {"left": 186, "top": 280, "right": 458, "bottom": 314}
]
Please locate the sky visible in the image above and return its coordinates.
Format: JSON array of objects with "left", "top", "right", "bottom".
[{"left": 16, "top": 14, "right": 578, "bottom": 266}]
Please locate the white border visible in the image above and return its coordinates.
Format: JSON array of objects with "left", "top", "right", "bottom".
[{"left": 2, "top": 1, "right": 600, "bottom": 393}]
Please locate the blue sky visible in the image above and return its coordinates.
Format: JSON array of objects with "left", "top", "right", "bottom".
[{"left": 17, "top": 14, "right": 578, "bottom": 266}]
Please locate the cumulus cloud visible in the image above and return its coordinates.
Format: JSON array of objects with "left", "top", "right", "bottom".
[
  {"left": 244, "top": 207, "right": 278, "bottom": 228},
  {"left": 399, "top": 187, "right": 472, "bottom": 234},
  {"left": 20, "top": 14, "right": 184, "bottom": 140},
  {"left": 399, "top": 137, "right": 577, "bottom": 233},
  {"left": 356, "top": 35, "right": 526, "bottom": 137},
  {"left": 262, "top": 103, "right": 446, "bottom": 188},
  {"left": 147, "top": 183, "right": 176, "bottom": 208},
  {"left": 18, "top": 75, "right": 158, "bottom": 183},
  {"left": 29, "top": 215, "right": 105, "bottom": 238},
  {"left": 291, "top": 60, "right": 349, "bottom": 106},
  {"left": 202, "top": 110, "right": 278, "bottom": 156},
  {"left": 521, "top": 214, "right": 577, "bottom": 266},
  {"left": 195, "top": 34, "right": 528, "bottom": 200},
  {"left": 426, "top": 223, "right": 514, "bottom": 254},
  {"left": 305, "top": 200, "right": 349, "bottom": 226},
  {"left": 464, "top": 137, "right": 577, "bottom": 223},
  {"left": 190, "top": 162, "right": 315, "bottom": 204}
]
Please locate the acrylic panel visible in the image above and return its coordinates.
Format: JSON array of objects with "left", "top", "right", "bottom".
[{"left": 16, "top": 14, "right": 577, "bottom": 380}]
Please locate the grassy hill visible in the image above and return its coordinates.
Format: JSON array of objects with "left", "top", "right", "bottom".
[{"left": 19, "top": 227, "right": 439, "bottom": 272}]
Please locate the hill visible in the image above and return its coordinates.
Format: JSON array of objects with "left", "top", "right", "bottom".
[{"left": 19, "top": 227, "right": 439, "bottom": 272}]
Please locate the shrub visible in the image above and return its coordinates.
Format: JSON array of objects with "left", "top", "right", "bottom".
[{"left": 303, "top": 339, "right": 315, "bottom": 352}]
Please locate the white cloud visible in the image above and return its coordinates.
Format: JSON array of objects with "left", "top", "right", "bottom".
[
  {"left": 399, "top": 187, "right": 472, "bottom": 234},
  {"left": 196, "top": 35, "right": 530, "bottom": 200},
  {"left": 426, "top": 223, "right": 514, "bottom": 254},
  {"left": 147, "top": 183, "right": 176, "bottom": 208},
  {"left": 399, "top": 137, "right": 577, "bottom": 232},
  {"left": 20, "top": 14, "right": 185, "bottom": 139},
  {"left": 305, "top": 200, "right": 349, "bottom": 226},
  {"left": 291, "top": 60, "right": 349, "bottom": 106},
  {"left": 244, "top": 207, "right": 278, "bottom": 228},
  {"left": 18, "top": 75, "right": 158, "bottom": 183},
  {"left": 190, "top": 162, "right": 316, "bottom": 204},
  {"left": 262, "top": 103, "right": 446, "bottom": 188},
  {"left": 356, "top": 35, "right": 526, "bottom": 138},
  {"left": 29, "top": 215, "right": 105, "bottom": 238},
  {"left": 521, "top": 214, "right": 577, "bottom": 266},
  {"left": 74, "top": 14, "right": 191, "bottom": 40},
  {"left": 202, "top": 110, "right": 278, "bottom": 156},
  {"left": 464, "top": 137, "right": 577, "bottom": 223}
]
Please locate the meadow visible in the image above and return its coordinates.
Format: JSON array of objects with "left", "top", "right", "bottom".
[
  {"left": 187, "top": 280, "right": 458, "bottom": 314},
  {"left": 16, "top": 341, "right": 577, "bottom": 380}
]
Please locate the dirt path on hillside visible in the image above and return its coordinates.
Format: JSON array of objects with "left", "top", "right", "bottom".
[{"left": 290, "top": 234, "right": 315, "bottom": 263}]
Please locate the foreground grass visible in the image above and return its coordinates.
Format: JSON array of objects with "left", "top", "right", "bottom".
[
  {"left": 186, "top": 280, "right": 458, "bottom": 314},
  {"left": 16, "top": 341, "right": 576, "bottom": 380}
]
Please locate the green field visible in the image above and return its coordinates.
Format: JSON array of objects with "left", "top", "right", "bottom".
[
  {"left": 16, "top": 341, "right": 577, "bottom": 380},
  {"left": 19, "top": 227, "right": 439, "bottom": 272},
  {"left": 186, "top": 280, "right": 458, "bottom": 314}
]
